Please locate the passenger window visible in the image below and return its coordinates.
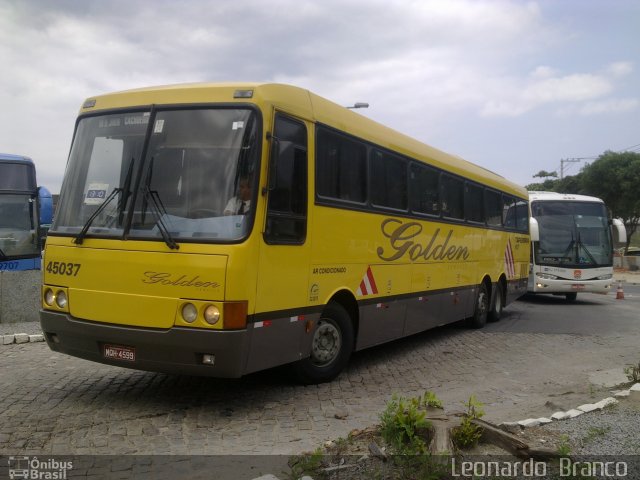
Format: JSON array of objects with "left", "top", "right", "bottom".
[
  {"left": 441, "top": 174, "right": 464, "bottom": 219},
  {"left": 370, "top": 150, "right": 408, "bottom": 210},
  {"left": 504, "top": 197, "right": 528, "bottom": 232},
  {"left": 316, "top": 127, "right": 367, "bottom": 203},
  {"left": 515, "top": 199, "right": 529, "bottom": 232},
  {"left": 410, "top": 163, "right": 440, "bottom": 216},
  {"left": 485, "top": 189, "right": 503, "bottom": 227},
  {"left": 465, "top": 183, "right": 484, "bottom": 223}
]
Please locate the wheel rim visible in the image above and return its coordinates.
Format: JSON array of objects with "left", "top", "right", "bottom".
[
  {"left": 478, "top": 291, "right": 488, "bottom": 316},
  {"left": 310, "top": 319, "right": 341, "bottom": 366}
]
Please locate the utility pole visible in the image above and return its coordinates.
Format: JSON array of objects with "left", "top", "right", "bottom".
[{"left": 560, "top": 158, "right": 583, "bottom": 179}]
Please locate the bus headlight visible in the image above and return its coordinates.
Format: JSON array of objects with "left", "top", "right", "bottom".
[
  {"left": 55, "top": 290, "right": 68, "bottom": 309},
  {"left": 597, "top": 274, "right": 612, "bottom": 280},
  {"left": 204, "top": 305, "right": 221, "bottom": 325},
  {"left": 44, "top": 288, "right": 55, "bottom": 306},
  {"left": 181, "top": 303, "right": 198, "bottom": 323}
]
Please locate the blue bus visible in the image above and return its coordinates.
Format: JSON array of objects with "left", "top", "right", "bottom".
[{"left": 0, "top": 153, "right": 53, "bottom": 271}]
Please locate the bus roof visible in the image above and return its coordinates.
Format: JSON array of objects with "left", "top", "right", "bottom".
[
  {"left": 0, "top": 153, "right": 37, "bottom": 191},
  {"left": 0, "top": 153, "right": 34, "bottom": 165},
  {"left": 528, "top": 191, "right": 605, "bottom": 204},
  {"left": 79, "top": 82, "right": 527, "bottom": 199}
]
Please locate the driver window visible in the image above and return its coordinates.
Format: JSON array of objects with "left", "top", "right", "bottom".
[{"left": 264, "top": 114, "right": 307, "bottom": 244}]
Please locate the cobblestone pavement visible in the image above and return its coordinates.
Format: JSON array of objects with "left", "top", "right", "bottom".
[{"left": 1, "top": 292, "right": 639, "bottom": 460}]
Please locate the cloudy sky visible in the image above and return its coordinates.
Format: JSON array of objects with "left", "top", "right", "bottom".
[{"left": 1, "top": 0, "right": 638, "bottom": 192}]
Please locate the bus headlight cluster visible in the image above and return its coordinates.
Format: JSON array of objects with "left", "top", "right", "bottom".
[
  {"left": 537, "top": 273, "right": 558, "bottom": 280},
  {"left": 597, "top": 274, "right": 612, "bottom": 280},
  {"left": 180, "top": 302, "right": 221, "bottom": 326},
  {"left": 43, "top": 288, "right": 69, "bottom": 310}
]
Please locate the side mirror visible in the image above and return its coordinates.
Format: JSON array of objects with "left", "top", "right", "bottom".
[
  {"left": 529, "top": 217, "right": 540, "bottom": 242},
  {"left": 611, "top": 218, "right": 627, "bottom": 246}
]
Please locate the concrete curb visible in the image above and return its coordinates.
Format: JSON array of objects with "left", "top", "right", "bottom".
[
  {"left": 1, "top": 333, "right": 45, "bottom": 345},
  {"left": 499, "top": 383, "right": 640, "bottom": 430}
]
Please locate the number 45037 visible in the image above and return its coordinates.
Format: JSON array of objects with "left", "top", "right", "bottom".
[{"left": 46, "top": 261, "right": 81, "bottom": 277}]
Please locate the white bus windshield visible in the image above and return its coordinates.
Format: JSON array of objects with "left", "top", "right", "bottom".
[
  {"left": 52, "top": 108, "right": 259, "bottom": 243},
  {"left": 531, "top": 201, "right": 612, "bottom": 268}
]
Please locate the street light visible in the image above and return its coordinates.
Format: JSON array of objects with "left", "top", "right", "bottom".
[{"left": 346, "top": 102, "right": 369, "bottom": 109}]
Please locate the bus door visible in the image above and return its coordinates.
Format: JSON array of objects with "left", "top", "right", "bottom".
[{"left": 248, "top": 112, "right": 311, "bottom": 372}]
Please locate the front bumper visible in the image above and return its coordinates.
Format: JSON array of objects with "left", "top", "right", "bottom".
[
  {"left": 530, "top": 278, "right": 613, "bottom": 295},
  {"left": 40, "top": 310, "right": 250, "bottom": 377}
]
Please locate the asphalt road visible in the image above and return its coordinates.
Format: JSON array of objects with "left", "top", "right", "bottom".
[{"left": 487, "top": 284, "right": 640, "bottom": 335}]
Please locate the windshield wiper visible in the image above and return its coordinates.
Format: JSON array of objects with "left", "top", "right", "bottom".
[
  {"left": 576, "top": 232, "right": 597, "bottom": 265},
  {"left": 73, "top": 188, "right": 123, "bottom": 245},
  {"left": 561, "top": 241, "right": 575, "bottom": 262},
  {"left": 117, "top": 159, "right": 135, "bottom": 226},
  {"left": 73, "top": 159, "right": 136, "bottom": 245},
  {"left": 140, "top": 186, "right": 179, "bottom": 250}
]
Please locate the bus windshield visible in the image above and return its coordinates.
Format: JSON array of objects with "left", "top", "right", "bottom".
[
  {"left": 531, "top": 201, "right": 612, "bottom": 267},
  {"left": 0, "top": 163, "right": 36, "bottom": 191},
  {"left": 52, "top": 108, "right": 259, "bottom": 243},
  {"left": 0, "top": 193, "right": 39, "bottom": 260}
]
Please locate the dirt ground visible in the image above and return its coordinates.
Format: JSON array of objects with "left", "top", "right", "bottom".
[{"left": 286, "top": 392, "right": 640, "bottom": 479}]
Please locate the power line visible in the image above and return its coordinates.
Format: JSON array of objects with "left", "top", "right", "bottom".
[
  {"left": 562, "top": 162, "right": 579, "bottom": 175},
  {"left": 557, "top": 157, "right": 597, "bottom": 179},
  {"left": 619, "top": 142, "right": 640, "bottom": 152},
  {"left": 545, "top": 143, "right": 639, "bottom": 180},
  {"left": 560, "top": 158, "right": 582, "bottom": 179}
]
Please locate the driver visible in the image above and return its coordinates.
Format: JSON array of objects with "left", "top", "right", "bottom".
[{"left": 223, "top": 177, "right": 252, "bottom": 215}]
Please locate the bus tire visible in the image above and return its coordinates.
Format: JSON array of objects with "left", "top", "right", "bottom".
[
  {"left": 294, "top": 303, "right": 354, "bottom": 384},
  {"left": 468, "top": 283, "right": 489, "bottom": 329},
  {"left": 488, "top": 282, "right": 504, "bottom": 322},
  {"left": 565, "top": 292, "right": 577, "bottom": 302}
]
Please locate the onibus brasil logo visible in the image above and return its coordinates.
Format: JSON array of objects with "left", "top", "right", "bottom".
[{"left": 8, "top": 456, "right": 73, "bottom": 479}]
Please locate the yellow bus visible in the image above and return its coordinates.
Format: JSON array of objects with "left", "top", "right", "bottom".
[{"left": 40, "top": 83, "right": 530, "bottom": 383}]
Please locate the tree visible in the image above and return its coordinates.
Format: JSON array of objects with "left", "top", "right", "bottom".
[
  {"left": 525, "top": 172, "right": 583, "bottom": 194},
  {"left": 554, "top": 172, "right": 584, "bottom": 194},
  {"left": 532, "top": 170, "right": 558, "bottom": 179},
  {"left": 526, "top": 178, "right": 558, "bottom": 191},
  {"left": 580, "top": 151, "right": 640, "bottom": 250}
]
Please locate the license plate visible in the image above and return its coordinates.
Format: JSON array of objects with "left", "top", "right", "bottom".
[
  {"left": 572, "top": 284, "right": 585, "bottom": 290},
  {"left": 103, "top": 344, "right": 136, "bottom": 362}
]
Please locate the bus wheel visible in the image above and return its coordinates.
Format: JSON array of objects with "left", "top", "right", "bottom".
[
  {"left": 294, "top": 303, "right": 354, "bottom": 384},
  {"left": 468, "top": 283, "right": 489, "bottom": 329},
  {"left": 488, "top": 283, "right": 504, "bottom": 322},
  {"left": 565, "top": 292, "right": 577, "bottom": 302}
]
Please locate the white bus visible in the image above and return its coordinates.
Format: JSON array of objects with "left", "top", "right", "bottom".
[{"left": 528, "top": 192, "right": 626, "bottom": 301}]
